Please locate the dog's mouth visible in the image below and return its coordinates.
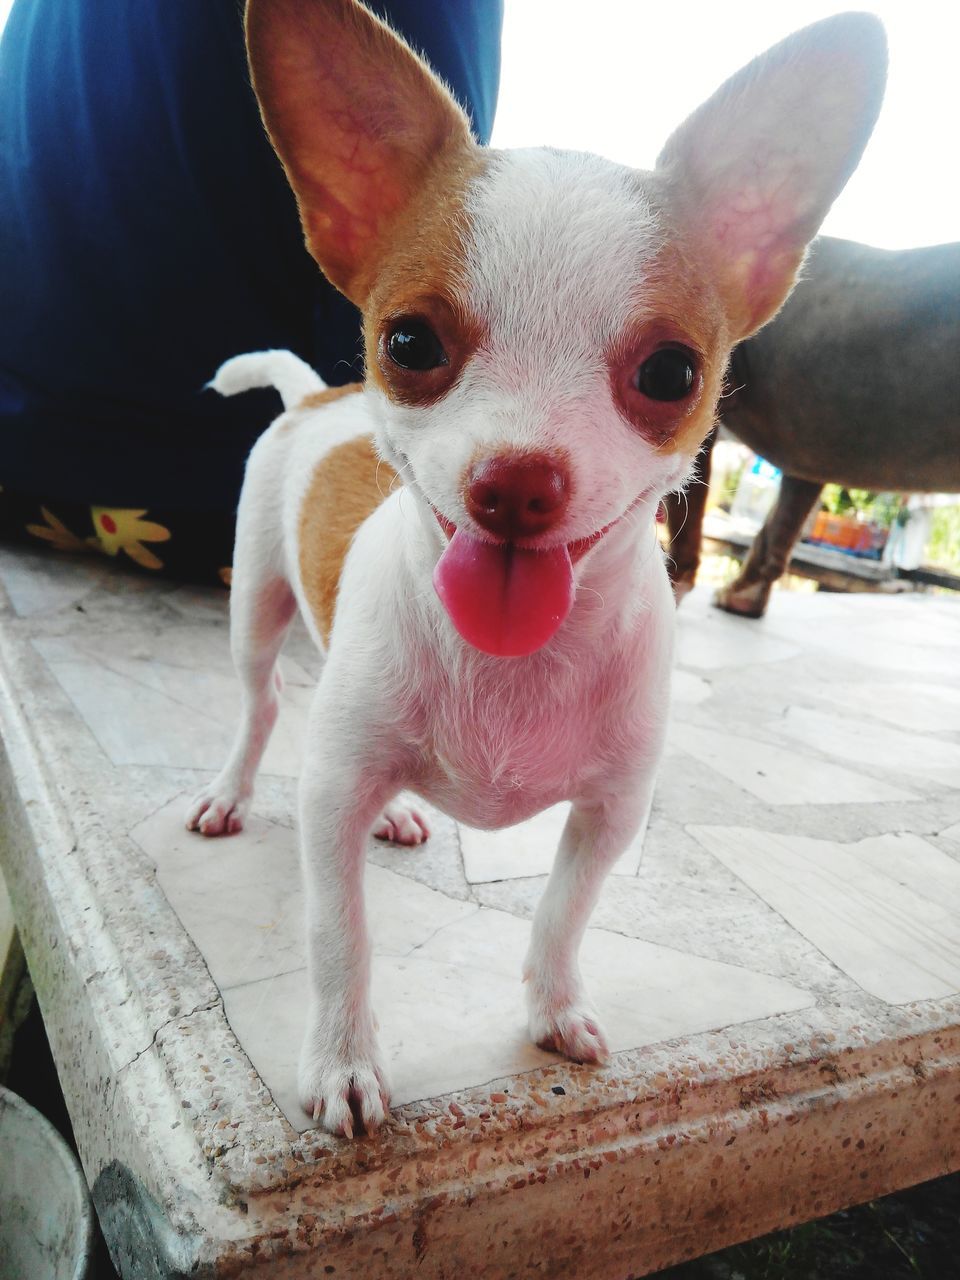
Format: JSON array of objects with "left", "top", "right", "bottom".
[
  {"left": 431, "top": 510, "right": 617, "bottom": 560},
  {"left": 430, "top": 508, "right": 625, "bottom": 658}
]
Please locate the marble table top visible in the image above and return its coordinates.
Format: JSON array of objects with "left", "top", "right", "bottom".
[{"left": 1, "top": 543, "right": 958, "bottom": 1278}]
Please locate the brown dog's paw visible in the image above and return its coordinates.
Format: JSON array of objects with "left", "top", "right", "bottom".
[{"left": 713, "top": 578, "right": 771, "bottom": 619}]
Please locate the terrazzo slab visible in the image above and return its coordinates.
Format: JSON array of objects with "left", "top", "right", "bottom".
[
  {"left": 0, "top": 545, "right": 103, "bottom": 617},
  {"left": 804, "top": 680, "right": 960, "bottom": 735},
  {"left": 458, "top": 798, "right": 650, "bottom": 883},
  {"left": 857, "top": 614, "right": 960, "bottom": 651},
  {"left": 776, "top": 619, "right": 959, "bottom": 678},
  {"left": 1, "top": 551, "right": 960, "bottom": 1278},
  {"left": 33, "top": 631, "right": 311, "bottom": 775},
  {"left": 670, "top": 722, "right": 919, "bottom": 806},
  {"left": 674, "top": 611, "right": 801, "bottom": 670},
  {"left": 689, "top": 827, "right": 960, "bottom": 1004},
  {"left": 670, "top": 668, "right": 713, "bottom": 706},
  {"left": 132, "top": 801, "right": 474, "bottom": 992},
  {"left": 775, "top": 705, "right": 960, "bottom": 788},
  {"left": 137, "top": 801, "right": 810, "bottom": 1126},
  {"left": 218, "top": 862, "right": 814, "bottom": 1125}
]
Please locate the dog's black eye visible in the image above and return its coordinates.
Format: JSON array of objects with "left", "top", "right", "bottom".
[
  {"left": 385, "top": 320, "right": 448, "bottom": 371},
  {"left": 634, "top": 347, "right": 697, "bottom": 401}
]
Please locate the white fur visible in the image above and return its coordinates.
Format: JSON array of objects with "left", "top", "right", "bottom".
[
  {"left": 189, "top": 352, "right": 672, "bottom": 1135},
  {"left": 189, "top": 6, "right": 884, "bottom": 1138},
  {"left": 209, "top": 349, "right": 324, "bottom": 411},
  {"left": 373, "top": 150, "right": 691, "bottom": 553}
]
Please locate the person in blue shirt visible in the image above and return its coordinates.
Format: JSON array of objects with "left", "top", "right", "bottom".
[{"left": 0, "top": 0, "right": 502, "bottom": 580}]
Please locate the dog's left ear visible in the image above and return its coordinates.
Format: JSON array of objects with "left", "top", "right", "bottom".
[
  {"left": 245, "top": 0, "right": 474, "bottom": 305},
  {"left": 657, "top": 12, "right": 886, "bottom": 339}
]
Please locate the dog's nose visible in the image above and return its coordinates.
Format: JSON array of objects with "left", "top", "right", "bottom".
[{"left": 465, "top": 454, "right": 570, "bottom": 540}]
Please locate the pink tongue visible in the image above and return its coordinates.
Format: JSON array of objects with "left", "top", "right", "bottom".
[{"left": 433, "top": 530, "right": 574, "bottom": 657}]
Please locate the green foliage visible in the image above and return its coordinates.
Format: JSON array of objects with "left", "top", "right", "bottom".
[
  {"left": 709, "top": 461, "right": 745, "bottom": 514},
  {"left": 821, "top": 485, "right": 902, "bottom": 529},
  {"left": 926, "top": 505, "right": 960, "bottom": 570}
]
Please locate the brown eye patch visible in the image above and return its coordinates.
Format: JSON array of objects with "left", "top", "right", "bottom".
[
  {"left": 371, "top": 295, "right": 483, "bottom": 407},
  {"left": 609, "top": 324, "right": 708, "bottom": 447},
  {"left": 356, "top": 148, "right": 491, "bottom": 408}
]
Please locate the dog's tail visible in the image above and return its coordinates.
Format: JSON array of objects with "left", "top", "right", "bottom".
[{"left": 208, "top": 350, "right": 325, "bottom": 412}]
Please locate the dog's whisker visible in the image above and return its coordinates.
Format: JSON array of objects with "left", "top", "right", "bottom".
[
  {"left": 665, "top": 486, "right": 692, "bottom": 546},
  {"left": 578, "top": 584, "right": 606, "bottom": 609},
  {"left": 374, "top": 459, "right": 392, "bottom": 499}
]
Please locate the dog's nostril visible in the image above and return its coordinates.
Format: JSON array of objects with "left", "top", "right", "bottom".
[
  {"left": 465, "top": 454, "right": 570, "bottom": 538},
  {"left": 473, "top": 484, "right": 502, "bottom": 514}
]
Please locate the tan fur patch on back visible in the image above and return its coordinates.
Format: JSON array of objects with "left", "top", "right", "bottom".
[
  {"left": 298, "top": 436, "right": 397, "bottom": 645},
  {"left": 298, "top": 383, "right": 363, "bottom": 413}
]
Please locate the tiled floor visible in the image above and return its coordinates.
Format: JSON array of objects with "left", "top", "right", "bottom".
[{"left": 1, "top": 542, "right": 959, "bottom": 1278}]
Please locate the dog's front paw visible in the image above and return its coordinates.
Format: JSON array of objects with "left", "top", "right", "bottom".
[
  {"left": 185, "top": 781, "right": 249, "bottom": 836},
  {"left": 527, "top": 993, "right": 609, "bottom": 1065},
  {"left": 298, "top": 1040, "right": 390, "bottom": 1139},
  {"left": 372, "top": 798, "right": 430, "bottom": 846}
]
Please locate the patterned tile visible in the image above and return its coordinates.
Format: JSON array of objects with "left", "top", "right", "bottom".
[
  {"left": 671, "top": 723, "right": 917, "bottom": 806},
  {"left": 688, "top": 826, "right": 960, "bottom": 1004},
  {"left": 675, "top": 611, "right": 800, "bottom": 671},
  {"left": 776, "top": 706, "right": 960, "bottom": 789},
  {"left": 223, "top": 868, "right": 813, "bottom": 1126},
  {"left": 804, "top": 681, "right": 960, "bottom": 735},
  {"left": 671, "top": 669, "right": 713, "bottom": 706},
  {"left": 131, "top": 800, "right": 476, "bottom": 989},
  {"left": 459, "top": 798, "right": 651, "bottom": 884},
  {"left": 33, "top": 633, "right": 309, "bottom": 775},
  {"left": 0, "top": 545, "right": 103, "bottom": 617}
]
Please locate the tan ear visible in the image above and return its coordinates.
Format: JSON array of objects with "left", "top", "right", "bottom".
[
  {"left": 657, "top": 12, "right": 886, "bottom": 339},
  {"left": 245, "top": 0, "right": 475, "bottom": 304}
]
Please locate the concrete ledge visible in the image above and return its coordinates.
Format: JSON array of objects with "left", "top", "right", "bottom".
[{"left": 1, "top": 549, "right": 959, "bottom": 1277}]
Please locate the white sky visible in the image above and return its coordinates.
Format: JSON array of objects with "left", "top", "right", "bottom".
[
  {"left": 0, "top": 1, "right": 954, "bottom": 250},
  {"left": 492, "top": 0, "right": 959, "bottom": 250}
]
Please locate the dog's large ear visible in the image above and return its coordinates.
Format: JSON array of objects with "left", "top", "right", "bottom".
[
  {"left": 657, "top": 12, "right": 886, "bottom": 340},
  {"left": 245, "top": 0, "right": 474, "bottom": 304}
]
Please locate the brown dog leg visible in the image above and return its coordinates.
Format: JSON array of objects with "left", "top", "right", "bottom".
[
  {"left": 715, "top": 474, "right": 822, "bottom": 618},
  {"left": 665, "top": 429, "right": 716, "bottom": 602}
]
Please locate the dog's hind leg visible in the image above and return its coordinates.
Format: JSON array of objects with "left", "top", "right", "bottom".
[
  {"left": 187, "top": 436, "right": 297, "bottom": 835},
  {"left": 371, "top": 798, "right": 430, "bottom": 846}
]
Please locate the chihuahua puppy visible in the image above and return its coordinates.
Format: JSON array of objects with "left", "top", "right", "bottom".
[{"left": 187, "top": 0, "right": 885, "bottom": 1137}]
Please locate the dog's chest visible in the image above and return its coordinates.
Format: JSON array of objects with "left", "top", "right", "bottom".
[
  {"left": 404, "top": 648, "right": 641, "bottom": 830},
  {"left": 425, "top": 709, "right": 582, "bottom": 828}
]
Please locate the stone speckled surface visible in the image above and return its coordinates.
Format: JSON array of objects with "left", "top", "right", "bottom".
[{"left": 0, "top": 542, "right": 959, "bottom": 1278}]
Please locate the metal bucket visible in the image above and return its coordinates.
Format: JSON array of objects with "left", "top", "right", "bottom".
[{"left": 0, "top": 1085, "right": 94, "bottom": 1280}]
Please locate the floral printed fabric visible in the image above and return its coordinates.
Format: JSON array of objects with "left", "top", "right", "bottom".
[{"left": 1, "top": 486, "right": 233, "bottom": 586}]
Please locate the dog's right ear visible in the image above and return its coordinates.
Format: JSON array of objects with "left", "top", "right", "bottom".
[
  {"left": 656, "top": 12, "right": 886, "bottom": 341},
  {"left": 245, "top": 0, "right": 474, "bottom": 305}
]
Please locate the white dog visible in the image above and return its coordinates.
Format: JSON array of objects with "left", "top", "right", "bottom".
[{"left": 188, "top": 0, "right": 885, "bottom": 1137}]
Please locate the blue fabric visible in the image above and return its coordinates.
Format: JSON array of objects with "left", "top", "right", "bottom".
[{"left": 0, "top": 0, "right": 502, "bottom": 512}]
